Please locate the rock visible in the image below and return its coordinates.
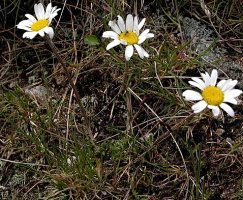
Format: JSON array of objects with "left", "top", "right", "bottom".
[
  {"left": 24, "top": 85, "right": 49, "bottom": 105},
  {"left": 181, "top": 17, "right": 243, "bottom": 90}
]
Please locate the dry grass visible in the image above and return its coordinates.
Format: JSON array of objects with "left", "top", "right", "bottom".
[{"left": 0, "top": 0, "right": 243, "bottom": 199}]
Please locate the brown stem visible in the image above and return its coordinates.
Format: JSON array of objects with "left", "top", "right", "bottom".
[
  {"left": 122, "top": 61, "right": 133, "bottom": 134},
  {"left": 121, "top": 60, "right": 129, "bottom": 91},
  {"left": 44, "top": 35, "right": 92, "bottom": 138}
]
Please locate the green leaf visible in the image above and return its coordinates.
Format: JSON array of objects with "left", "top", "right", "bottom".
[{"left": 84, "top": 35, "right": 100, "bottom": 46}]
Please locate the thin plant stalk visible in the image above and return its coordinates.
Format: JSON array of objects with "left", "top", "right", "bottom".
[
  {"left": 122, "top": 60, "right": 129, "bottom": 91},
  {"left": 123, "top": 61, "right": 133, "bottom": 134},
  {"left": 125, "top": 88, "right": 133, "bottom": 135},
  {"left": 44, "top": 35, "right": 92, "bottom": 138}
]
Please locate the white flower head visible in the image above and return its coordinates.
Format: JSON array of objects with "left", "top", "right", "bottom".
[
  {"left": 102, "top": 14, "right": 154, "bottom": 61},
  {"left": 17, "top": 3, "right": 61, "bottom": 39},
  {"left": 182, "top": 69, "right": 242, "bottom": 117}
]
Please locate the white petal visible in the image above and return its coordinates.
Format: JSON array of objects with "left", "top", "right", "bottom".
[
  {"left": 146, "top": 33, "right": 154, "bottom": 38},
  {"left": 138, "top": 18, "right": 146, "bottom": 30},
  {"left": 133, "top": 16, "right": 139, "bottom": 35},
  {"left": 51, "top": 6, "right": 61, "bottom": 14},
  {"left": 117, "top": 15, "right": 125, "bottom": 32},
  {"left": 210, "top": 69, "right": 218, "bottom": 86},
  {"left": 191, "top": 77, "right": 206, "bottom": 89},
  {"left": 201, "top": 72, "right": 210, "bottom": 86},
  {"left": 134, "top": 44, "right": 144, "bottom": 58},
  {"left": 138, "top": 29, "right": 150, "bottom": 44},
  {"left": 192, "top": 100, "right": 207, "bottom": 113},
  {"left": 45, "top": 3, "right": 52, "bottom": 18},
  {"left": 25, "top": 14, "right": 37, "bottom": 22},
  {"left": 125, "top": 45, "right": 134, "bottom": 61},
  {"left": 23, "top": 31, "right": 37, "bottom": 39},
  {"left": 17, "top": 20, "right": 32, "bottom": 28},
  {"left": 51, "top": 6, "right": 57, "bottom": 13},
  {"left": 120, "top": 40, "right": 127, "bottom": 45},
  {"left": 134, "top": 44, "right": 149, "bottom": 59},
  {"left": 49, "top": 7, "right": 61, "bottom": 21},
  {"left": 108, "top": 21, "right": 121, "bottom": 34},
  {"left": 224, "top": 89, "right": 242, "bottom": 98},
  {"left": 138, "top": 33, "right": 154, "bottom": 44},
  {"left": 217, "top": 79, "right": 227, "bottom": 89},
  {"left": 34, "top": 4, "right": 39, "bottom": 19},
  {"left": 220, "top": 103, "right": 235, "bottom": 117},
  {"left": 43, "top": 27, "right": 54, "bottom": 39},
  {"left": 226, "top": 80, "right": 238, "bottom": 91},
  {"left": 54, "top": 8, "right": 61, "bottom": 14},
  {"left": 17, "top": 25, "right": 31, "bottom": 31},
  {"left": 126, "top": 14, "right": 133, "bottom": 32},
  {"left": 38, "top": 29, "right": 45, "bottom": 37},
  {"left": 102, "top": 31, "right": 118, "bottom": 39},
  {"left": 38, "top": 3, "right": 45, "bottom": 18},
  {"left": 35, "top": 3, "right": 44, "bottom": 20},
  {"left": 220, "top": 80, "right": 231, "bottom": 92},
  {"left": 138, "top": 36, "right": 147, "bottom": 45},
  {"left": 222, "top": 80, "right": 238, "bottom": 92},
  {"left": 106, "top": 40, "right": 121, "bottom": 50},
  {"left": 48, "top": 15, "right": 56, "bottom": 23},
  {"left": 208, "top": 105, "right": 220, "bottom": 116},
  {"left": 143, "top": 49, "right": 149, "bottom": 57},
  {"left": 182, "top": 90, "right": 203, "bottom": 101},
  {"left": 188, "top": 81, "right": 204, "bottom": 90},
  {"left": 223, "top": 96, "right": 237, "bottom": 105}
]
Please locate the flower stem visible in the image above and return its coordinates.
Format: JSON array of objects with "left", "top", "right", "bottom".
[
  {"left": 44, "top": 36, "right": 92, "bottom": 138},
  {"left": 122, "top": 60, "right": 129, "bottom": 91},
  {"left": 122, "top": 61, "right": 133, "bottom": 134}
]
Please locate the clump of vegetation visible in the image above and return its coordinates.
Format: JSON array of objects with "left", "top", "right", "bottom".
[{"left": 0, "top": 0, "right": 243, "bottom": 199}]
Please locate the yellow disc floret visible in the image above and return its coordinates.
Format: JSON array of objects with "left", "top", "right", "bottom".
[
  {"left": 119, "top": 32, "right": 138, "bottom": 45},
  {"left": 202, "top": 86, "right": 224, "bottom": 106},
  {"left": 31, "top": 19, "right": 49, "bottom": 31}
]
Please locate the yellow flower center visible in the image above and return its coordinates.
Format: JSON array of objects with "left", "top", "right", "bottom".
[
  {"left": 119, "top": 32, "right": 138, "bottom": 45},
  {"left": 31, "top": 19, "right": 49, "bottom": 31},
  {"left": 202, "top": 86, "right": 224, "bottom": 106}
]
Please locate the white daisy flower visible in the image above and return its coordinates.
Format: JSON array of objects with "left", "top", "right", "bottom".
[
  {"left": 17, "top": 3, "right": 61, "bottom": 39},
  {"left": 182, "top": 69, "right": 242, "bottom": 117},
  {"left": 102, "top": 14, "right": 154, "bottom": 61}
]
